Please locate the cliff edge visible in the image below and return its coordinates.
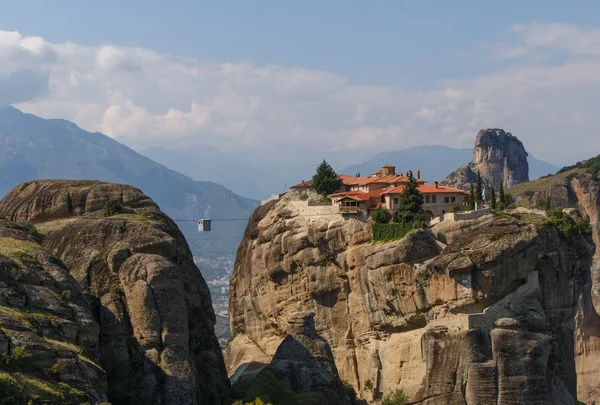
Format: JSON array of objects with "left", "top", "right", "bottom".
[
  {"left": 226, "top": 189, "right": 594, "bottom": 404},
  {"left": 0, "top": 180, "right": 229, "bottom": 405}
]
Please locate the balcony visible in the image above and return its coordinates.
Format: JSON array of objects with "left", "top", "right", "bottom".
[{"left": 339, "top": 206, "right": 361, "bottom": 214}]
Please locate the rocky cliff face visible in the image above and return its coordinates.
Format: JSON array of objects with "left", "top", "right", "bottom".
[
  {"left": 226, "top": 189, "right": 594, "bottom": 404},
  {"left": 442, "top": 129, "right": 529, "bottom": 191},
  {"left": 510, "top": 169, "right": 600, "bottom": 403},
  {"left": 0, "top": 180, "right": 229, "bottom": 405},
  {"left": 262, "top": 311, "right": 353, "bottom": 405}
]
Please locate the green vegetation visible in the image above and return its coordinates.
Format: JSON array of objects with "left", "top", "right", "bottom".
[
  {"left": 233, "top": 371, "right": 298, "bottom": 405},
  {"left": 508, "top": 168, "right": 583, "bottom": 207},
  {"left": 490, "top": 187, "right": 496, "bottom": 210},
  {"left": 558, "top": 153, "right": 600, "bottom": 180},
  {"left": 393, "top": 170, "right": 424, "bottom": 225},
  {"left": 498, "top": 179, "right": 505, "bottom": 210},
  {"left": 451, "top": 203, "right": 462, "bottom": 213},
  {"left": 0, "top": 237, "right": 38, "bottom": 265},
  {"left": 342, "top": 381, "right": 358, "bottom": 405},
  {"left": 546, "top": 209, "right": 591, "bottom": 239},
  {"left": 0, "top": 306, "right": 34, "bottom": 329},
  {"left": 371, "top": 208, "right": 392, "bottom": 224},
  {"left": 312, "top": 160, "right": 343, "bottom": 196},
  {"left": 299, "top": 192, "right": 309, "bottom": 201},
  {"left": 0, "top": 372, "right": 20, "bottom": 405},
  {"left": 363, "top": 379, "right": 374, "bottom": 391},
  {"left": 103, "top": 199, "right": 123, "bottom": 217},
  {"left": 475, "top": 171, "right": 483, "bottom": 204},
  {"left": 13, "top": 373, "right": 88, "bottom": 404},
  {"left": 373, "top": 222, "right": 418, "bottom": 242},
  {"left": 2, "top": 345, "right": 31, "bottom": 364},
  {"left": 18, "top": 222, "right": 42, "bottom": 240},
  {"left": 468, "top": 183, "right": 476, "bottom": 210},
  {"left": 382, "top": 388, "right": 408, "bottom": 405}
]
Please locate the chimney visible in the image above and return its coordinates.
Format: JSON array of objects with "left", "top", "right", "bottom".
[
  {"left": 434, "top": 181, "right": 439, "bottom": 189},
  {"left": 417, "top": 170, "right": 421, "bottom": 179},
  {"left": 399, "top": 172, "right": 403, "bottom": 177}
]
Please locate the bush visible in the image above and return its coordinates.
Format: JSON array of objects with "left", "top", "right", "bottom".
[
  {"left": 547, "top": 209, "right": 580, "bottom": 239},
  {"left": 363, "top": 379, "right": 373, "bottom": 391},
  {"left": 299, "top": 193, "right": 309, "bottom": 201},
  {"left": 371, "top": 208, "right": 392, "bottom": 224},
  {"left": 19, "top": 222, "right": 42, "bottom": 240},
  {"left": 2, "top": 345, "right": 31, "bottom": 364},
  {"left": 103, "top": 199, "right": 122, "bottom": 217},
  {"left": 373, "top": 222, "right": 415, "bottom": 242},
  {"left": 382, "top": 389, "right": 407, "bottom": 405},
  {"left": 0, "top": 372, "right": 20, "bottom": 405},
  {"left": 451, "top": 203, "right": 461, "bottom": 213},
  {"left": 234, "top": 371, "right": 297, "bottom": 405}
]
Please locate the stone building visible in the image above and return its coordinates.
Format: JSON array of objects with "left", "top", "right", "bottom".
[{"left": 291, "top": 164, "right": 468, "bottom": 221}]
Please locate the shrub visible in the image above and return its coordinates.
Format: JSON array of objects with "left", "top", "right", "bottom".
[
  {"left": 524, "top": 190, "right": 535, "bottom": 198},
  {"left": 234, "top": 371, "right": 297, "bottom": 405},
  {"left": 382, "top": 389, "right": 408, "bottom": 405},
  {"left": 0, "top": 372, "right": 20, "bottom": 405},
  {"left": 363, "top": 379, "right": 374, "bottom": 391},
  {"left": 371, "top": 208, "right": 392, "bottom": 224},
  {"left": 2, "top": 345, "right": 31, "bottom": 364},
  {"left": 103, "top": 199, "right": 122, "bottom": 217},
  {"left": 547, "top": 209, "right": 579, "bottom": 239},
  {"left": 373, "top": 222, "right": 414, "bottom": 242},
  {"left": 19, "top": 222, "right": 42, "bottom": 240},
  {"left": 451, "top": 203, "right": 461, "bottom": 213},
  {"left": 299, "top": 192, "right": 309, "bottom": 201}
]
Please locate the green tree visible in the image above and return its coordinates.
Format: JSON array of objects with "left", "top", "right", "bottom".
[
  {"left": 312, "top": 160, "right": 343, "bottom": 196},
  {"left": 394, "top": 170, "right": 424, "bottom": 224},
  {"left": 468, "top": 183, "right": 476, "bottom": 210},
  {"left": 0, "top": 372, "right": 20, "bottom": 405},
  {"left": 382, "top": 389, "right": 407, "bottom": 405},
  {"left": 490, "top": 187, "right": 496, "bottom": 210},
  {"left": 371, "top": 208, "right": 392, "bottom": 224},
  {"left": 475, "top": 171, "right": 483, "bottom": 204},
  {"left": 498, "top": 179, "right": 505, "bottom": 210}
]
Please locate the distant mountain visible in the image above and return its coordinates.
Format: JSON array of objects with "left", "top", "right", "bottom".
[
  {"left": 140, "top": 145, "right": 278, "bottom": 201},
  {"left": 340, "top": 145, "right": 559, "bottom": 182},
  {"left": 0, "top": 106, "right": 258, "bottom": 255}
]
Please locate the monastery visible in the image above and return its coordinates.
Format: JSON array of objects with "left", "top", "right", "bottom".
[{"left": 292, "top": 164, "right": 468, "bottom": 222}]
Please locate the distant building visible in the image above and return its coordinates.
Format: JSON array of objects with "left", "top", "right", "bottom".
[{"left": 291, "top": 164, "right": 468, "bottom": 221}]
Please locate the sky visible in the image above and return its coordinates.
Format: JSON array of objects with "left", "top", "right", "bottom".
[{"left": 1, "top": 0, "right": 600, "bottom": 167}]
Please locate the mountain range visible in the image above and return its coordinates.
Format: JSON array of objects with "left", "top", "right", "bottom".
[
  {"left": 143, "top": 145, "right": 559, "bottom": 201},
  {"left": 0, "top": 106, "right": 258, "bottom": 255}
]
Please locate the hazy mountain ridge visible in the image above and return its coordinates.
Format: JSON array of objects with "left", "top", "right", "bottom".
[
  {"left": 340, "top": 145, "right": 559, "bottom": 182},
  {"left": 0, "top": 106, "right": 258, "bottom": 254}
]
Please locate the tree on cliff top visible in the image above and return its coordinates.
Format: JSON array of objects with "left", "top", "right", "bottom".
[
  {"left": 475, "top": 171, "right": 483, "bottom": 204},
  {"left": 312, "top": 160, "right": 342, "bottom": 196},
  {"left": 394, "top": 170, "right": 424, "bottom": 224}
]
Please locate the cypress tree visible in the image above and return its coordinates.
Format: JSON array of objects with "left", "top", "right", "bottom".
[
  {"left": 394, "top": 170, "right": 424, "bottom": 224},
  {"left": 312, "top": 160, "right": 343, "bottom": 196},
  {"left": 498, "top": 179, "right": 505, "bottom": 210},
  {"left": 490, "top": 187, "right": 496, "bottom": 210},
  {"left": 475, "top": 171, "right": 483, "bottom": 204},
  {"left": 468, "top": 183, "right": 476, "bottom": 210}
]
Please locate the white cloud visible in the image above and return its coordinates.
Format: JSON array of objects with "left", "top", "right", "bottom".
[{"left": 1, "top": 23, "right": 600, "bottom": 166}]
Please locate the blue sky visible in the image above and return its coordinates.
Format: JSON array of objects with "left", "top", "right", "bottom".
[
  {"left": 1, "top": 0, "right": 600, "bottom": 166},
  {"left": 2, "top": 0, "right": 598, "bottom": 87}
]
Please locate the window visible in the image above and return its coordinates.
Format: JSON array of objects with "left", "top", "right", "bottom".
[
  {"left": 394, "top": 197, "right": 399, "bottom": 205},
  {"left": 425, "top": 195, "right": 430, "bottom": 204},
  {"left": 432, "top": 195, "right": 436, "bottom": 203},
  {"left": 444, "top": 197, "right": 450, "bottom": 204},
  {"left": 451, "top": 196, "right": 456, "bottom": 203}
]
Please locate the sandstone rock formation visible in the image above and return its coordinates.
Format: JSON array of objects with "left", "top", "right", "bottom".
[
  {"left": 226, "top": 189, "right": 594, "bottom": 404},
  {"left": 0, "top": 180, "right": 229, "bottom": 405},
  {"left": 261, "top": 311, "right": 352, "bottom": 405},
  {"left": 510, "top": 169, "right": 600, "bottom": 404},
  {"left": 442, "top": 129, "right": 529, "bottom": 191}
]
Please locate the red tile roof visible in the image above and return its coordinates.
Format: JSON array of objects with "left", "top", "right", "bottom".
[{"left": 383, "top": 185, "right": 468, "bottom": 195}]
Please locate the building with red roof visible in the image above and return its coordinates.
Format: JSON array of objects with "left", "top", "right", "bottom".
[{"left": 292, "top": 164, "right": 468, "bottom": 221}]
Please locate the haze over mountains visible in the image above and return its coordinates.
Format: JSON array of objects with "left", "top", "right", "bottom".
[
  {"left": 143, "top": 143, "right": 559, "bottom": 201},
  {"left": 0, "top": 106, "right": 258, "bottom": 254}
]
